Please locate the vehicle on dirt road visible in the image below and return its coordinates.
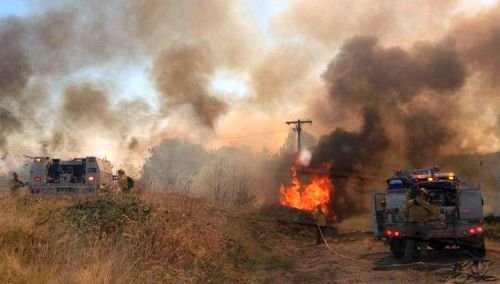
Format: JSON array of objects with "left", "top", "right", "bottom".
[
  {"left": 372, "top": 167, "right": 485, "bottom": 258},
  {"left": 28, "top": 156, "right": 116, "bottom": 194}
]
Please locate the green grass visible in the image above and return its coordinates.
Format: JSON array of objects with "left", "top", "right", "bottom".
[{"left": 255, "top": 253, "right": 297, "bottom": 270}]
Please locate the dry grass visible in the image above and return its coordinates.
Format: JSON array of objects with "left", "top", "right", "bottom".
[{"left": 0, "top": 190, "right": 271, "bottom": 283}]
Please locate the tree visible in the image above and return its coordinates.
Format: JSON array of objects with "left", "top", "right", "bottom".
[
  {"left": 233, "top": 167, "right": 255, "bottom": 207},
  {"left": 204, "top": 159, "right": 228, "bottom": 204}
]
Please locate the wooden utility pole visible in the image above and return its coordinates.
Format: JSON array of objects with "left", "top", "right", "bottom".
[{"left": 286, "top": 119, "right": 312, "bottom": 152}]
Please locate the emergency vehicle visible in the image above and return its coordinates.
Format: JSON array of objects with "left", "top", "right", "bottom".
[
  {"left": 372, "top": 167, "right": 485, "bottom": 257},
  {"left": 28, "top": 156, "right": 115, "bottom": 194}
]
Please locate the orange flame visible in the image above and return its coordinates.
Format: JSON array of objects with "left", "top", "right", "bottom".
[{"left": 279, "top": 162, "right": 334, "bottom": 216}]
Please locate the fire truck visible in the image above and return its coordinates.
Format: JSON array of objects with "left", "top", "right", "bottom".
[
  {"left": 372, "top": 167, "right": 485, "bottom": 258},
  {"left": 28, "top": 156, "right": 116, "bottom": 194}
]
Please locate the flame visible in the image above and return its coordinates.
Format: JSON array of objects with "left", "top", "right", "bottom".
[{"left": 279, "top": 162, "right": 334, "bottom": 216}]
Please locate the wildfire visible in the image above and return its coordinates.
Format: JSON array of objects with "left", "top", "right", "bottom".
[{"left": 279, "top": 162, "right": 334, "bottom": 216}]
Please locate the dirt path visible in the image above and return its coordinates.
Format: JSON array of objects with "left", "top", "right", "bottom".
[{"left": 266, "top": 231, "right": 500, "bottom": 283}]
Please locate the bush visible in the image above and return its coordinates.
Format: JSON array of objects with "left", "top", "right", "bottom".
[{"left": 65, "top": 195, "right": 151, "bottom": 236}]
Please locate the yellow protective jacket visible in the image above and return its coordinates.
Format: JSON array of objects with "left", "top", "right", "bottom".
[
  {"left": 404, "top": 197, "right": 433, "bottom": 223},
  {"left": 313, "top": 209, "right": 327, "bottom": 226},
  {"left": 9, "top": 179, "right": 24, "bottom": 193},
  {"left": 118, "top": 175, "right": 129, "bottom": 191}
]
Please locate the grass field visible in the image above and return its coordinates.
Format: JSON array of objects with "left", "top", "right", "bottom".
[{"left": 0, "top": 190, "right": 291, "bottom": 283}]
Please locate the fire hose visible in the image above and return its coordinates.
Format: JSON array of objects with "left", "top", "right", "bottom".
[
  {"left": 444, "top": 259, "right": 498, "bottom": 283},
  {"left": 317, "top": 224, "right": 372, "bottom": 265}
]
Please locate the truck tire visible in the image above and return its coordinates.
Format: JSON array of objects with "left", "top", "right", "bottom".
[
  {"left": 390, "top": 239, "right": 405, "bottom": 258},
  {"left": 460, "top": 235, "right": 486, "bottom": 258}
]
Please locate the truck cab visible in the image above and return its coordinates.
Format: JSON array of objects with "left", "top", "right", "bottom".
[{"left": 372, "top": 167, "right": 485, "bottom": 258}]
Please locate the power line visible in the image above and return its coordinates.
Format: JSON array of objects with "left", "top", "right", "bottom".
[{"left": 0, "top": 128, "right": 291, "bottom": 151}]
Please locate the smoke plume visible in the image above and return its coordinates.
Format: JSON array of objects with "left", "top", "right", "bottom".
[
  {"left": 311, "top": 107, "right": 389, "bottom": 218},
  {"left": 1, "top": 1, "right": 500, "bottom": 213},
  {"left": 320, "top": 36, "right": 465, "bottom": 167},
  {"left": 152, "top": 44, "right": 228, "bottom": 128}
]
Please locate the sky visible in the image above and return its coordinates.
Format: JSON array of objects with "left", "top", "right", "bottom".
[
  {"left": 0, "top": 0, "right": 287, "bottom": 102},
  {"left": 0, "top": 0, "right": 495, "bottom": 104}
]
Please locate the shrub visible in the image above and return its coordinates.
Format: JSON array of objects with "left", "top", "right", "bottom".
[{"left": 65, "top": 195, "right": 151, "bottom": 236}]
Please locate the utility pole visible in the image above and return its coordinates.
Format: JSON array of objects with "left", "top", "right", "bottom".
[{"left": 286, "top": 119, "right": 312, "bottom": 152}]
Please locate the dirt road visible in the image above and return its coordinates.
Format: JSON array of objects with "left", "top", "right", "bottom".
[{"left": 265, "top": 230, "right": 500, "bottom": 283}]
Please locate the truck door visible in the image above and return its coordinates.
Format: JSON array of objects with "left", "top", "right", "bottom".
[
  {"left": 458, "top": 189, "right": 483, "bottom": 220},
  {"left": 30, "top": 157, "right": 46, "bottom": 186},
  {"left": 371, "top": 192, "right": 386, "bottom": 237}
]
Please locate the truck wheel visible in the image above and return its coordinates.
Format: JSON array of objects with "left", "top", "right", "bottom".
[
  {"left": 460, "top": 235, "right": 486, "bottom": 258},
  {"left": 390, "top": 239, "right": 405, "bottom": 258}
]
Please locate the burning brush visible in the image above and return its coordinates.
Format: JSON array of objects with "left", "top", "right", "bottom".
[{"left": 279, "top": 151, "right": 336, "bottom": 222}]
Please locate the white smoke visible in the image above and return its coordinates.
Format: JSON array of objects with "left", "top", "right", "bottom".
[{"left": 298, "top": 148, "right": 312, "bottom": 166}]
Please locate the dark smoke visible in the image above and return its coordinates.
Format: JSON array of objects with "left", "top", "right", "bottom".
[
  {"left": 313, "top": 108, "right": 389, "bottom": 170},
  {"left": 311, "top": 35, "right": 467, "bottom": 218},
  {"left": 40, "top": 132, "right": 65, "bottom": 155},
  {"left": 152, "top": 44, "right": 228, "bottom": 129},
  {"left": 321, "top": 36, "right": 465, "bottom": 167},
  {"left": 0, "top": 108, "right": 22, "bottom": 152},
  {"left": 62, "top": 83, "right": 116, "bottom": 127},
  {"left": 452, "top": 5, "right": 500, "bottom": 87},
  {"left": 413, "top": 38, "right": 465, "bottom": 91},
  {"left": 0, "top": 19, "right": 30, "bottom": 153},
  {"left": 312, "top": 107, "right": 390, "bottom": 218},
  {"left": 0, "top": 18, "right": 30, "bottom": 99},
  {"left": 322, "top": 36, "right": 465, "bottom": 108},
  {"left": 404, "top": 110, "right": 455, "bottom": 167}
]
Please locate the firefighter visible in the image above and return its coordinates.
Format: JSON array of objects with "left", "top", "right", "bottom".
[
  {"left": 404, "top": 187, "right": 433, "bottom": 263},
  {"left": 117, "top": 169, "right": 130, "bottom": 193},
  {"left": 9, "top": 172, "right": 25, "bottom": 196},
  {"left": 313, "top": 204, "right": 327, "bottom": 245}
]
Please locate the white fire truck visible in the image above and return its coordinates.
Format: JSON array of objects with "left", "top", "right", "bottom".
[
  {"left": 28, "top": 156, "right": 115, "bottom": 194},
  {"left": 372, "top": 167, "right": 485, "bottom": 258}
]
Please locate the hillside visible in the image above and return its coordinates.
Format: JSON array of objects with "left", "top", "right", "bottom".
[{"left": 0, "top": 191, "right": 290, "bottom": 283}]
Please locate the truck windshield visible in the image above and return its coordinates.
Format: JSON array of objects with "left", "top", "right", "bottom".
[
  {"left": 426, "top": 190, "right": 457, "bottom": 206},
  {"left": 417, "top": 181, "right": 458, "bottom": 206}
]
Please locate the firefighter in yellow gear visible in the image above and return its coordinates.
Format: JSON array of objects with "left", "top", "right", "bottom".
[
  {"left": 404, "top": 188, "right": 433, "bottom": 262},
  {"left": 313, "top": 204, "right": 327, "bottom": 245},
  {"left": 117, "top": 169, "right": 130, "bottom": 193},
  {"left": 9, "top": 172, "right": 25, "bottom": 196}
]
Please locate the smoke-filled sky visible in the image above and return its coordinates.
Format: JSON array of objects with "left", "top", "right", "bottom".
[{"left": 1, "top": 0, "right": 500, "bottom": 176}]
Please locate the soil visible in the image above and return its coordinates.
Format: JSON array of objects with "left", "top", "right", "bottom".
[{"left": 263, "top": 229, "right": 500, "bottom": 283}]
